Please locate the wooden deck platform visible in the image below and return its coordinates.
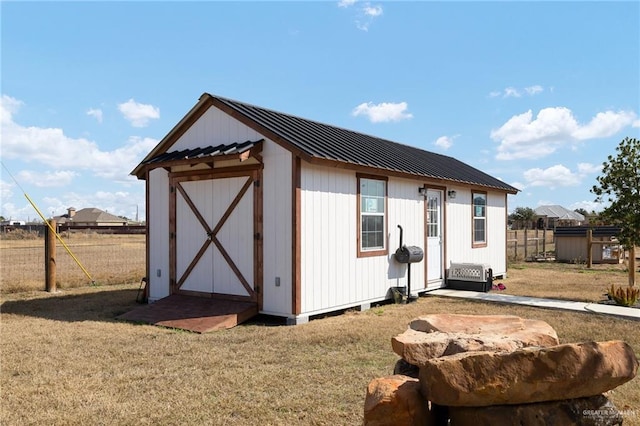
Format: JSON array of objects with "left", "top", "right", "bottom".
[{"left": 117, "top": 294, "right": 258, "bottom": 333}]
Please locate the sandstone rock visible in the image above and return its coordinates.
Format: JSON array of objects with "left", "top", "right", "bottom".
[
  {"left": 448, "top": 394, "right": 623, "bottom": 426},
  {"left": 392, "top": 329, "right": 526, "bottom": 367},
  {"left": 409, "top": 314, "right": 559, "bottom": 347},
  {"left": 364, "top": 375, "right": 432, "bottom": 426},
  {"left": 420, "top": 340, "right": 638, "bottom": 407}
]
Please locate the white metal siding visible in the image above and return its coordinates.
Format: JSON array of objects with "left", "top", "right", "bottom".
[
  {"left": 261, "top": 141, "right": 293, "bottom": 315},
  {"left": 171, "top": 106, "right": 263, "bottom": 151},
  {"left": 299, "top": 164, "right": 427, "bottom": 315},
  {"left": 445, "top": 188, "right": 507, "bottom": 277},
  {"left": 148, "top": 168, "right": 170, "bottom": 302}
]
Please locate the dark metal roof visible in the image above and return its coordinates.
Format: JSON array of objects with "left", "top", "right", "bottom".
[
  {"left": 554, "top": 226, "right": 621, "bottom": 237},
  {"left": 132, "top": 93, "right": 519, "bottom": 193},
  {"left": 211, "top": 95, "right": 518, "bottom": 193},
  {"left": 142, "top": 140, "right": 261, "bottom": 166}
]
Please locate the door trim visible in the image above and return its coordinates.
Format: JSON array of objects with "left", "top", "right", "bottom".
[{"left": 423, "top": 185, "right": 446, "bottom": 285}]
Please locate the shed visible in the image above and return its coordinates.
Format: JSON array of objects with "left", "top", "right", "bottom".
[
  {"left": 131, "top": 93, "right": 519, "bottom": 324},
  {"left": 554, "top": 226, "right": 623, "bottom": 264}
]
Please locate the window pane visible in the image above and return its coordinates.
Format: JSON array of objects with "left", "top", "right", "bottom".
[
  {"left": 362, "top": 216, "right": 384, "bottom": 249},
  {"left": 474, "top": 218, "right": 486, "bottom": 243}
]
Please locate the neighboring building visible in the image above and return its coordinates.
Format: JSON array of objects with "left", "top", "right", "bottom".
[
  {"left": 555, "top": 226, "right": 623, "bottom": 264},
  {"left": 535, "top": 205, "right": 585, "bottom": 229},
  {"left": 131, "top": 93, "right": 519, "bottom": 324},
  {"left": 54, "top": 207, "right": 128, "bottom": 226}
]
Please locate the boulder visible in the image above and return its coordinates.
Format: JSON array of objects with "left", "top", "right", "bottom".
[
  {"left": 392, "top": 329, "right": 527, "bottom": 367},
  {"left": 448, "top": 394, "right": 623, "bottom": 426},
  {"left": 420, "top": 341, "right": 638, "bottom": 407},
  {"left": 409, "top": 314, "right": 559, "bottom": 347},
  {"left": 364, "top": 375, "right": 433, "bottom": 426}
]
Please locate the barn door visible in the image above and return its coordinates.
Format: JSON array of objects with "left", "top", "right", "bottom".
[{"left": 170, "top": 169, "right": 262, "bottom": 306}]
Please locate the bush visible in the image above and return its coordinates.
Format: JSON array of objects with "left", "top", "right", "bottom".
[{"left": 607, "top": 284, "right": 640, "bottom": 307}]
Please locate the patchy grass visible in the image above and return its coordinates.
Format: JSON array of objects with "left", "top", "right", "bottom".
[
  {"left": 3, "top": 265, "right": 640, "bottom": 425},
  {"left": 499, "top": 261, "right": 631, "bottom": 303},
  {"left": 0, "top": 234, "right": 145, "bottom": 293}
]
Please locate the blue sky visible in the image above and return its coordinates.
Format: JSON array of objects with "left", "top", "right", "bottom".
[{"left": 1, "top": 1, "right": 639, "bottom": 222}]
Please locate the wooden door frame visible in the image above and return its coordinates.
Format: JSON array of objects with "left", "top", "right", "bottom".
[{"left": 169, "top": 164, "right": 263, "bottom": 309}]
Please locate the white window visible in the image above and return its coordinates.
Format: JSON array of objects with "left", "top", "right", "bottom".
[
  {"left": 472, "top": 192, "right": 487, "bottom": 247},
  {"left": 358, "top": 176, "right": 387, "bottom": 256}
]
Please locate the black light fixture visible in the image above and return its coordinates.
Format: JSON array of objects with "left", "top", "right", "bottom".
[
  {"left": 418, "top": 187, "right": 427, "bottom": 196},
  {"left": 447, "top": 190, "right": 457, "bottom": 199}
]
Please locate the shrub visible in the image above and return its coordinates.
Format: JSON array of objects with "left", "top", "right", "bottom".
[{"left": 608, "top": 284, "right": 640, "bottom": 307}]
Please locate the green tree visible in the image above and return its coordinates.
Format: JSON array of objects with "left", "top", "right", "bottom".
[
  {"left": 509, "top": 207, "right": 536, "bottom": 230},
  {"left": 591, "top": 137, "right": 640, "bottom": 286},
  {"left": 574, "top": 208, "right": 589, "bottom": 217}
]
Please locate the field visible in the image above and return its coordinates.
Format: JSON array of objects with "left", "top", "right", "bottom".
[
  {"left": 2, "top": 262, "right": 640, "bottom": 425},
  {"left": 0, "top": 233, "right": 145, "bottom": 293}
]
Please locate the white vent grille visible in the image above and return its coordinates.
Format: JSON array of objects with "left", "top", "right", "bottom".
[{"left": 448, "top": 263, "right": 492, "bottom": 282}]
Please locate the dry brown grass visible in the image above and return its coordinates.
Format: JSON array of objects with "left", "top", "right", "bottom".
[
  {"left": 2, "top": 264, "right": 640, "bottom": 425},
  {"left": 0, "top": 234, "right": 145, "bottom": 293},
  {"left": 500, "top": 261, "right": 632, "bottom": 303}
]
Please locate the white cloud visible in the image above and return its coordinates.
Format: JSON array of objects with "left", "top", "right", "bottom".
[
  {"left": 0, "top": 95, "right": 158, "bottom": 183},
  {"left": 87, "top": 108, "right": 103, "bottom": 123},
  {"left": 577, "top": 162, "right": 601, "bottom": 175},
  {"left": 570, "top": 200, "right": 604, "bottom": 213},
  {"left": 522, "top": 164, "right": 581, "bottom": 189},
  {"left": 17, "top": 170, "right": 78, "bottom": 188},
  {"left": 524, "top": 85, "right": 543, "bottom": 95},
  {"left": 510, "top": 181, "right": 526, "bottom": 191},
  {"left": 491, "top": 107, "right": 637, "bottom": 160},
  {"left": 633, "top": 119, "right": 640, "bottom": 128},
  {"left": 338, "top": 0, "right": 356, "bottom": 7},
  {"left": 490, "top": 85, "right": 544, "bottom": 99},
  {"left": 340, "top": 1, "right": 382, "bottom": 31},
  {"left": 504, "top": 87, "right": 521, "bottom": 98},
  {"left": 363, "top": 4, "right": 383, "bottom": 16},
  {"left": 0, "top": 180, "right": 14, "bottom": 202},
  {"left": 118, "top": 98, "right": 160, "bottom": 127},
  {"left": 434, "top": 135, "right": 457, "bottom": 150},
  {"left": 0, "top": 95, "right": 23, "bottom": 125},
  {"left": 352, "top": 101, "right": 412, "bottom": 123}
]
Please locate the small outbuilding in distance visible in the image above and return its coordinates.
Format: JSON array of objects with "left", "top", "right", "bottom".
[{"left": 131, "top": 93, "right": 519, "bottom": 324}]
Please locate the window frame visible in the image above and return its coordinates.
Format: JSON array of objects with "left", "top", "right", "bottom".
[
  {"left": 357, "top": 174, "right": 388, "bottom": 258},
  {"left": 472, "top": 190, "right": 488, "bottom": 248}
]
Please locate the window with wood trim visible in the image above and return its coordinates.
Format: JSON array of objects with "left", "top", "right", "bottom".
[
  {"left": 472, "top": 191, "right": 487, "bottom": 247},
  {"left": 358, "top": 176, "right": 387, "bottom": 256}
]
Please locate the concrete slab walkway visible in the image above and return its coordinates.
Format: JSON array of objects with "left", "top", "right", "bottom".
[{"left": 428, "top": 289, "right": 640, "bottom": 321}]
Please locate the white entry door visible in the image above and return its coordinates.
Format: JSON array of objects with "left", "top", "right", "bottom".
[{"left": 426, "top": 190, "right": 443, "bottom": 282}]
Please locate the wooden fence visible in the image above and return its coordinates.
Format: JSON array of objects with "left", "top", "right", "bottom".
[{"left": 507, "top": 229, "right": 555, "bottom": 261}]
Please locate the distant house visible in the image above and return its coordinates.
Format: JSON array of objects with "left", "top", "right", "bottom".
[
  {"left": 54, "top": 207, "right": 128, "bottom": 226},
  {"left": 534, "top": 205, "right": 585, "bottom": 229}
]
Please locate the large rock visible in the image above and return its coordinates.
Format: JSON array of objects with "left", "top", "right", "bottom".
[
  {"left": 420, "top": 340, "right": 638, "bottom": 407},
  {"left": 409, "top": 314, "right": 559, "bottom": 348},
  {"left": 364, "top": 375, "right": 432, "bottom": 426},
  {"left": 392, "top": 329, "right": 528, "bottom": 367},
  {"left": 448, "top": 394, "right": 623, "bottom": 426}
]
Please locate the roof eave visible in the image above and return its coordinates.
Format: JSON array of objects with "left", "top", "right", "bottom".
[{"left": 131, "top": 93, "right": 215, "bottom": 179}]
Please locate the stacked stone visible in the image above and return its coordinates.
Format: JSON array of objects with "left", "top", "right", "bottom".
[{"left": 364, "top": 314, "right": 638, "bottom": 425}]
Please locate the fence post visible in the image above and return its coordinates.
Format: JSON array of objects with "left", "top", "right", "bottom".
[
  {"left": 514, "top": 230, "right": 518, "bottom": 260},
  {"left": 45, "top": 219, "right": 57, "bottom": 292},
  {"left": 524, "top": 229, "right": 528, "bottom": 260},
  {"left": 542, "top": 228, "right": 546, "bottom": 255},
  {"left": 629, "top": 246, "right": 637, "bottom": 287},
  {"left": 587, "top": 229, "right": 593, "bottom": 268}
]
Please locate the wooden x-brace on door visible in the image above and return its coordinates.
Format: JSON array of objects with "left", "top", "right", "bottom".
[{"left": 169, "top": 167, "right": 262, "bottom": 305}]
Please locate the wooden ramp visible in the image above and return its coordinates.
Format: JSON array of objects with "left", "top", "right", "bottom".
[{"left": 117, "top": 295, "right": 258, "bottom": 333}]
